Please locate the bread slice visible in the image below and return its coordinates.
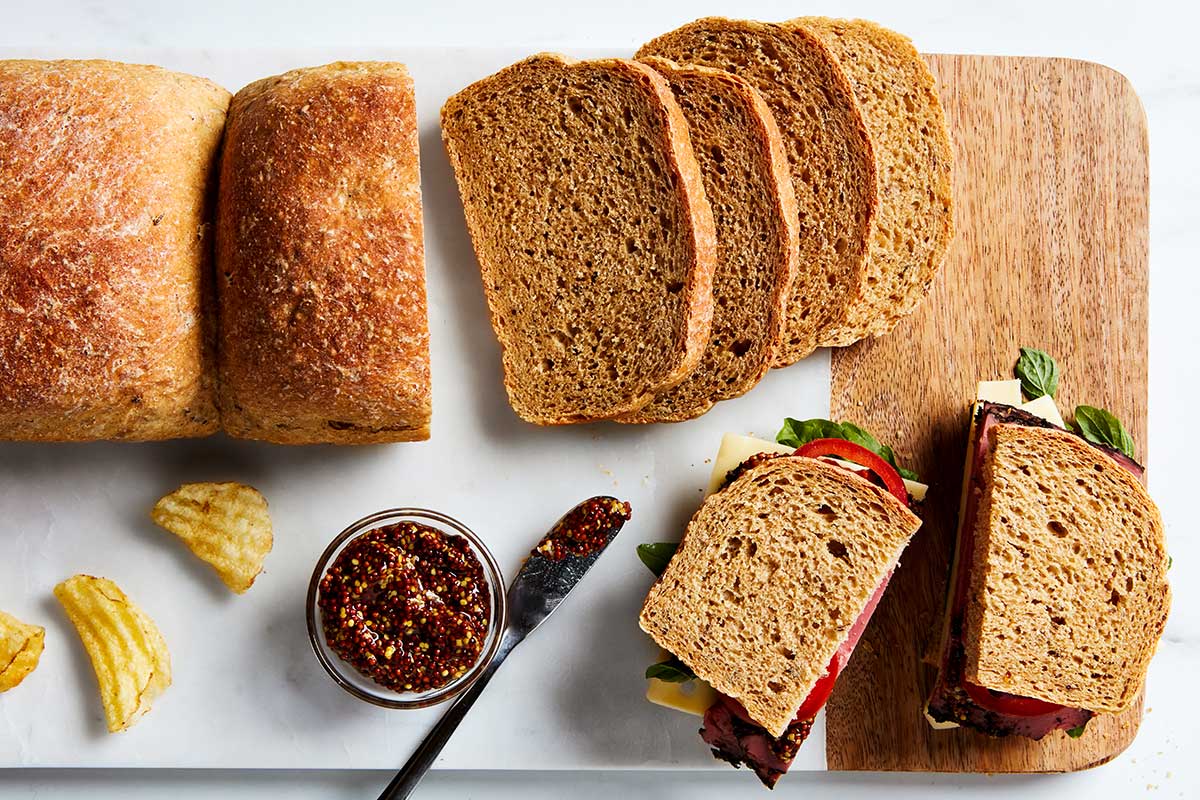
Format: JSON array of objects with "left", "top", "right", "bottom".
[
  {"left": 637, "top": 18, "right": 876, "bottom": 363},
  {"left": 441, "top": 54, "right": 716, "bottom": 424},
  {"left": 963, "top": 424, "right": 1170, "bottom": 712},
  {"left": 216, "top": 62, "right": 430, "bottom": 444},
  {"left": 619, "top": 57, "right": 798, "bottom": 423},
  {"left": 789, "top": 18, "right": 954, "bottom": 341},
  {"left": 639, "top": 456, "right": 921, "bottom": 736},
  {"left": 0, "top": 60, "right": 229, "bottom": 440}
]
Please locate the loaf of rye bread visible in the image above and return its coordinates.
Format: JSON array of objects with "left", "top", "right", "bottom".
[
  {"left": 638, "top": 18, "right": 878, "bottom": 363},
  {"left": 640, "top": 455, "right": 921, "bottom": 736},
  {"left": 789, "top": 18, "right": 954, "bottom": 341},
  {"left": 441, "top": 54, "right": 716, "bottom": 424},
  {"left": 0, "top": 60, "right": 229, "bottom": 440},
  {"left": 619, "top": 57, "right": 798, "bottom": 423},
  {"left": 216, "top": 62, "right": 431, "bottom": 444}
]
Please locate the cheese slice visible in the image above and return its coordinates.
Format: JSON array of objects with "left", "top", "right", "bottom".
[
  {"left": 1020, "top": 394, "right": 1065, "bottom": 428},
  {"left": 646, "top": 676, "right": 720, "bottom": 716},
  {"left": 709, "top": 433, "right": 928, "bottom": 501},
  {"left": 706, "top": 433, "right": 793, "bottom": 495},
  {"left": 976, "top": 379, "right": 1022, "bottom": 406}
]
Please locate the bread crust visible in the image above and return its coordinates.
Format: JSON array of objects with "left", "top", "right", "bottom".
[
  {"left": 441, "top": 53, "right": 716, "bottom": 424},
  {"left": 216, "top": 62, "right": 431, "bottom": 444},
  {"left": 619, "top": 57, "right": 798, "bottom": 423},
  {"left": 0, "top": 59, "right": 229, "bottom": 440}
]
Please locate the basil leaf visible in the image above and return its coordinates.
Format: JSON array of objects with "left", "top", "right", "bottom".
[
  {"left": 645, "top": 656, "right": 696, "bottom": 683},
  {"left": 839, "top": 422, "right": 885, "bottom": 455},
  {"left": 1014, "top": 347, "right": 1060, "bottom": 399},
  {"left": 777, "top": 418, "right": 843, "bottom": 448},
  {"left": 1066, "top": 724, "right": 1087, "bottom": 738},
  {"left": 897, "top": 465, "right": 920, "bottom": 482},
  {"left": 1073, "top": 405, "right": 1135, "bottom": 458},
  {"left": 637, "top": 542, "right": 678, "bottom": 577}
]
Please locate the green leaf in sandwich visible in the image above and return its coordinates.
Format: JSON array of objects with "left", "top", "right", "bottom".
[
  {"left": 1014, "top": 346, "right": 1060, "bottom": 399},
  {"left": 1073, "top": 405, "right": 1135, "bottom": 458}
]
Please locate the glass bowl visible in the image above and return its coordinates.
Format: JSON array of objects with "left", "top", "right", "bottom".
[{"left": 305, "top": 508, "right": 507, "bottom": 709}]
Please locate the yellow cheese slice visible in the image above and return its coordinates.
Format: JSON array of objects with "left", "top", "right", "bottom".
[
  {"left": 1019, "top": 394, "right": 1065, "bottom": 428},
  {"left": 924, "top": 704, "right": 961, "bottom": 730},
  {"left": 646, "top": 676, "right": 720, "bottom": 716},
  {"left": 706, "top": 433, "right": 793, "bottom": 495},
  {"left": 976, "top": 379, "right": 1022, "bottom": 406}
]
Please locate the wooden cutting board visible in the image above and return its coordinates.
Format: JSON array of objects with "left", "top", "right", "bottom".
[{"left": 827, "top": 55, "right": 1149, "bottom": 772}]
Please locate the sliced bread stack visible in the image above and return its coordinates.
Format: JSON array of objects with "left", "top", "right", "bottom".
[
  {"left": 620, "top": 57, "right": 798, "bottom": 423},
  {"left": 442, "top": 17, "right": 954, "bottom": 424},
  {"left": 638, "top": 16, "right": 954, "bottom": 356}
]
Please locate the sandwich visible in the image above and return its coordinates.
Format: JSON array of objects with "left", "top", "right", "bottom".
[
  {"left": 637, "top": 419, "right": 927, "bottom": 787},
  {"left": 925, "top": 348, "right": 1171, "bottom": 739}
]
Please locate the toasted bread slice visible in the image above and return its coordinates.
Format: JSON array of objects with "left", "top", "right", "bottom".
[
  {"left": 619, "top": 57, "right": 798, "bottom": 423},
  {"left": 788, "top": 18, "right": 954, "bottom": 342},
  {"left": 639, "top": 456, "right": 921, "bottom": 736},
  {"left": 441, "top": 54, "right": 716, "bottom": 424},
  {"left": 964, "top": 424, "right": 1170, "bottom": 712},
  {"left": 638, "top": 18, "right": 876, "bottom": 363}
]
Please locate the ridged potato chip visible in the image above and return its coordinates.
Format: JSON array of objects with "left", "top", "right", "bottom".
[
  {"left": 0, "top": 609, "right": 44, "bottom": 692},
  {"left": 151, "top": 482, "right": 273, "bottom": 594},
  {"left": 54, "top": 575, "right": 171, "bottom": 733}
]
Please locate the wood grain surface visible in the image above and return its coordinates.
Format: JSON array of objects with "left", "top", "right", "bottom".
[{"left": 827, "top": 55, "right": 1149, "bottom": 772}]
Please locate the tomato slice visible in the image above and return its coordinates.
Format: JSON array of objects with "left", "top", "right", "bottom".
[
  {"left": 963, "top": 681, "right": 1065, "bottom": 717},
  {"left": 794, "top": 439, "right": 909, "bottom": 506},
  {"left": 793, "top": 652, "right": 841, "bottom": 722}
]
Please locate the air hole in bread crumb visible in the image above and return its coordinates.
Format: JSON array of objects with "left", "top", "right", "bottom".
[
  {"left": 827, "top": 540, "right": 849, "bottom": 562},
  {"left": 816, "top": 504, "right": 835, "bottom": 518},
  {"left": 767, "top": 680, "right": 784, "bottom": 694},
  {"left": 666, "top": 281, "right": 684, "bottom": 293},
  {"left": 1047, "top": 520, "right": 1067, "bottom": 537},
  {"left": 730, "top": 339, "right": 753, "bottom": 357}
]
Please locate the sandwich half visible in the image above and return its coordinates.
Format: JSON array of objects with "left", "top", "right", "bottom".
[
  {"left": 926, "top": 387, "right": 1170, "bottom": 738},
  {"left": 641, "top": 437, "right": 922, "bottom": 785}
]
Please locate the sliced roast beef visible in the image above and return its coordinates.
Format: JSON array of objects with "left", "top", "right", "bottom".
[{"left": 701, "top": 696, "right": 812, "bottom": 789}]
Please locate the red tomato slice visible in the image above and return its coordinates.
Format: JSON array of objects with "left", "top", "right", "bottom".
[
  {"left": 793, "top": 652, "right": 841, "bottom": 722},
  {"left": 963, "top": 681, "right": 1065, "bottom": 717},
  {"left": 794, "top": 439, "right": 909, "bottom": 506}
]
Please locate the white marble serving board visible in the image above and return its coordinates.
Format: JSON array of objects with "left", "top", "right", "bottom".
[{"left": 0, "top": 47, "right": 831, "bottom": 770}]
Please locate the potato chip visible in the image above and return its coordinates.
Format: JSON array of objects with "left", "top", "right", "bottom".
[
  {"left": 151, "top": 482, "right": 273, "bottom": 594},
  {"left": 0, "top": 609, "right": 44, "bottom": 692},
  {"left": 54, "top": 575, "right": 171, "bottom": 733}
]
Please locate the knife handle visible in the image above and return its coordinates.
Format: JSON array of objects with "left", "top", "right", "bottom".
[{"left": 376, "top": 628, "right": 521, "bottom": 800}]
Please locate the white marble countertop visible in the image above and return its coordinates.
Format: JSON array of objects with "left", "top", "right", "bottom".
[{"left": 2, "top": 0, "right": 1197, "bottom": 797}]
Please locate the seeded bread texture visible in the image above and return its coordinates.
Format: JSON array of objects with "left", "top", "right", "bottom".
[
  {"left": 638, "top": 18, "right": 876, "bottom": 363},
  {"left": 0, "top": 59, "right": 228, "bottom": 440},
  {"left": 441, "top": 54, "right": 716, "bottom": 424},
  {"left": 216, "top": 62, "right": 430, "bottom": 444},
  {"left": 964, "top": 424, "right": 1170, "bottom": 713},
  {"left": 639, "top": 456, "right": 921, "bottom": 736},
  {"left": 790, "top": 18, "right": 954, "bottom": 342},
  {"left": 620, "top": 57, "right": 798, "bottom": 423}
]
